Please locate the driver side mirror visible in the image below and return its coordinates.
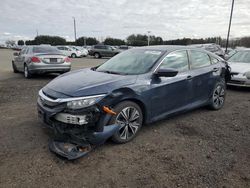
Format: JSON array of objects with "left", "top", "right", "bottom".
[
  {"left": 13, "top": 52, "right": 19, "bottom": 56},
  {"left": 154, "top": 68, "right": 178, "bottom": 77}
]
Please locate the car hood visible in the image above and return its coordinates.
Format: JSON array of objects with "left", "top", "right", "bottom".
[
  {"left": 228, "top": 62, "right": 250, "bottom": 73},
  {"left": 43, "top": 68, "right": 138, "bottom": 97}
]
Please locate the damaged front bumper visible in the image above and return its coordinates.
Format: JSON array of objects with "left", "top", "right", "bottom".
[
  {"left": 37, "top": 95, "right": 118, "bottom": 160},
  {"left": 48, "top": 125, "right": 120, "bottom": 160}
]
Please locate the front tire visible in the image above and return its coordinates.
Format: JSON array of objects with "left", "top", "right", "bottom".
[
  {"left": 109, "top": 101, "right": 143, "bottom": 144},
  {"left": 12, "top": 61, "right": 18, "bottom": 73},
  {"left": 24, "top": 64, "right": 32, "bottom": 78},
  {"left": 209, "top": 80, "right": 226, "bottom": 110}
]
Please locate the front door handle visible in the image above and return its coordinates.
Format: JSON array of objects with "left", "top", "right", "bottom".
[{"left": 186, "top": 75, "right": 193, "bottom": 80}]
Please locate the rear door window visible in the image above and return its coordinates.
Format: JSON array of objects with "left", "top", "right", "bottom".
[
  {"left": 190, "top": 51, "right": 211, "bottom": 69},
  {"left": 159, "top": 50, "right": 189, "bottom": 72}
]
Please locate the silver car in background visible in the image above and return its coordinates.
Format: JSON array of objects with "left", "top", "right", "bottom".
[
  {"left": 227, "top": 49, "right": 250, "bottom": 87},
  {"left": 12, "top": 45, "right": 71, "bottom": 78}
]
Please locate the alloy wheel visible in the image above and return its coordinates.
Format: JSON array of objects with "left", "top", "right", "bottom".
[
  {"left": 115, "top": 107, "right": 140, "bottom": 140},
  {"left": 94, "top": 53, "right": 100, "bottom": 58},
  {"left": 213, "top": 85, "right": 225, "bottom": 108}
]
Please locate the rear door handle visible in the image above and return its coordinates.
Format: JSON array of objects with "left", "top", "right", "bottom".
[
  {"left": 186, "top": 75, "right": 193, "bottom": 80},
  {"left": 213, "top": 67, "right": 219, "bottom": 72}
]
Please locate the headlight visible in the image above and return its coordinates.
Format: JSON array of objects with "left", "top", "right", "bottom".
[
  {"left": 244, "top": 71, "right": 250, "bottom": 79},
  {"left": 67, "top": 95, "right": 105, "bottom": 109}
]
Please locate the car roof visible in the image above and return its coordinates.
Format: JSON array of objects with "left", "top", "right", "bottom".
[{"left": 134, "top": 45, "right": 209, "bottom": 52}]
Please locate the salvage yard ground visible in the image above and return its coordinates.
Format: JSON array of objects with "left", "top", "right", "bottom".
[{"left": 0, "top": 49, "right": 250, "bottom": 188}]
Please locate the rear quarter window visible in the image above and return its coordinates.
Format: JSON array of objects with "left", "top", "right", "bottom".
[{"left": 190, "top": 51, "right": 211, "bottom": 69}]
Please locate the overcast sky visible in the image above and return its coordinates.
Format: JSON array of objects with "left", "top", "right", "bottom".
[{"left": 0, "top": 0, "right": 250, "bottom": 43}]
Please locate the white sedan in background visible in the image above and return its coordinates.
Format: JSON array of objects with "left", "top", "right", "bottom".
[
  {"left": 72, "top": 46, "right": 88, "bottom": 57},
  {"left": 227, "top": 49, "right": 250, "bottom": 87},
  {"left": 56, "top": 46, "right": 82, "bottom": 58}
]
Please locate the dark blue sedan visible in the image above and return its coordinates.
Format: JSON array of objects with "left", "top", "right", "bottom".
[{"left": 37, "top": 46, "right": 229, "bottom": 159}]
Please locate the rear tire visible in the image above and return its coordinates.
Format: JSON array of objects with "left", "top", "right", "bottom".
[
  {"left": 71, "top": 53, "right": 77, "bottom": 58},
  {"left": 24, "top": 64, "right": 32, "bottom": 78},
  {"left": 208, "top": 80, "right": 226, "bottom": 110},
  {"left": 94, "top": 53, "right": 101, "bottom": 58},
  {"left": 12, "top": 61, "right": 18, "bottom": 73},
  {"left": 109, "top": 101, "right": 143, "bottom": 144}
]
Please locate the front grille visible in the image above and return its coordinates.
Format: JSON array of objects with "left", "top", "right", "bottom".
[{"left": 43, "top": 92, "right": 58, "bottom": 100}]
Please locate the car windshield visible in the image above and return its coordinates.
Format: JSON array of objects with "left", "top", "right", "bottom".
[
  {"left": 96, "top": 49, "right": 163, "bottom": 75},
  {"left": 33, "top": 46, "right": 62, "bottom": 54},
  {"left": 228, "top": 51, "right": 250, "bottom": 63}
]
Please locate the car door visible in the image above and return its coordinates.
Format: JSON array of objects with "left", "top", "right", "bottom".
[
  {"left": 187, "top": 50, "right": 217, "bottom": 105},
  {"left": 100, "top": 46, "right": 108, "bottom": 57},
  {"left": 150, "top": 50, "right": 192, "bottom": 119}
]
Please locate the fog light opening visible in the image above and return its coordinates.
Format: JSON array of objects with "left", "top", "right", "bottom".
[{"left": 54, "top": 113, "right": 88, "bottom": 125}]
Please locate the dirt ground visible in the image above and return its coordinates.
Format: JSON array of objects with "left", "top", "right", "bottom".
[{"left": 0, "top": 49, "right": 250, "bottom": 188}]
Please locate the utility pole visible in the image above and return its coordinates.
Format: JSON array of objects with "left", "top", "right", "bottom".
[
  {"left": 84, "top": 37, "right": 86, "bottom": 46},
  {"left": 73, "top": 17, "right": 77, "bottom": 42},
  {"left": 225, "top": 0, "right": 235, "bottom": 53},
  {"left": 147, "top": 31, "right": 151, "bottom": 46},
  {"left": 36, "top": 29, "right": 38, "bottom": 37}
]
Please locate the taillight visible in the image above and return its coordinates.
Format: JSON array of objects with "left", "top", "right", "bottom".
[
  {"left": 31, "top": 56, "right": 41, "bottom": 63},
  {"left": 64, "top": 57, "right": 71, "bottom": 62}
]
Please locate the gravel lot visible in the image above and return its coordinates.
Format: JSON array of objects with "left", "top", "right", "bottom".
[{"left": 0, "top": 49, "right": 250, "bottom": 188}]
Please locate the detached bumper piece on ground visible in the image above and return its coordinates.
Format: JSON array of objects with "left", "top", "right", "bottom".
[{"left": 49, "top": 125, "right": 120, "bottom": 160}]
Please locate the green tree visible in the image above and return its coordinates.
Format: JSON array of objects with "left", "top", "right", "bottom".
[
  {"left": 34, "top": 35, "right": 67, "bottom": 45},
  {"left": 76, "top": 37, "right": 99, "bottom": 46},
  {"left": 127, "top": 34, "right": 163, "bottom": 46},
  {"left": 104, "top": 38, "right": 125, "bottom": 46},
  {"left": 127, "top": 34, "right": 148, "bottom": 46},
  {"left": 25, "top": 40, "right": 36, "bottom": 45},
  {"left": 17, "top": 40, "right": 24, "bottom": 46}
]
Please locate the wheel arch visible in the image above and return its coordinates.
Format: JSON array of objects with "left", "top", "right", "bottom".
[
  {"left": 119, "top": 98, "right": 147, "bottom": 125},
  {"left": 100, "top": 87, "right": 149, "bottom": 125}
]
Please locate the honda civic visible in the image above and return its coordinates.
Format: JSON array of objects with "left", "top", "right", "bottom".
[{"left": 37, "top": 46, "right": 229, "bottom": 159}]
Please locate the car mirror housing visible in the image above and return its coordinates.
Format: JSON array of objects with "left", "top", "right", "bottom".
[
  {"left": 13, "top": 52, "right": 19, "bottom": 56},
  {"left": 154, "top": 68, "right": 178, "bottom": 77}
]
